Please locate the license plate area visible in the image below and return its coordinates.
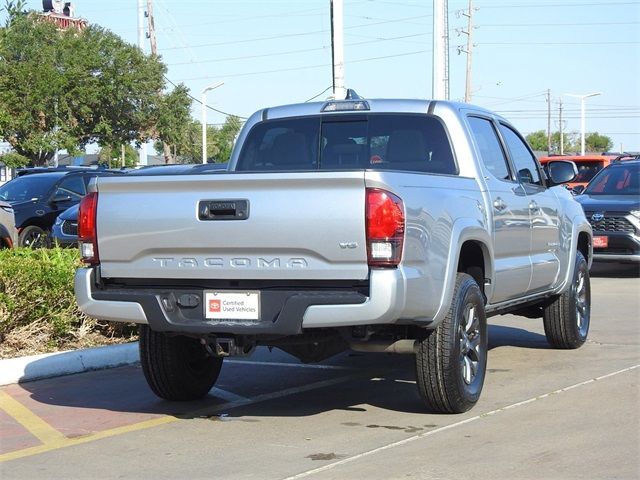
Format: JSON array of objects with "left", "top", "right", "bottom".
[
  {"left": 593, "top": 236, "right": 608, "bottom": 249},
  {"left": 204, "top": 291, "right": 260, "bottom": 320}
]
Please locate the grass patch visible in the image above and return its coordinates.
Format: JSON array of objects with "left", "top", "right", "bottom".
[{"left": 0, "top": 247, "right": 137, "bottom": 358}]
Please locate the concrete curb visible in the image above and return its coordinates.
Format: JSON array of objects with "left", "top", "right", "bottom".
[{"left": 0, "top": 342, "right": 140, "bottom": 386}]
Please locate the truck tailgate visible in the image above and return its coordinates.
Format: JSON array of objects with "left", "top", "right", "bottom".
[{"left": 95, "top": 172, "right": 369, "bottom": 281}]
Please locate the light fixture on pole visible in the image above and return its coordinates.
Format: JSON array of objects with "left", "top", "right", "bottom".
[
  {"left": 565, "top": 92, "right": 601, "bottom": 156},
  {"left": 201, "top": 81, "right": 225, "bottom": 164}
]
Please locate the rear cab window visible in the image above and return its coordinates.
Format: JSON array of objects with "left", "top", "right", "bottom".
[{"left": 236, "top": 114, "right": 457, "bottom": 175}]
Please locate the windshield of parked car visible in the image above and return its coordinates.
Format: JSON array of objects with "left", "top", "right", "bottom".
[
  {"left": 0, "top": 175, "right": 58, "bottom": 202},
  {"left": 573, "top": 161, "right": 604, "bottom": 184},
  {"left": 584, "top": 163, "right": 640, "bottom": 195},
  {"left": 236, "top": 114, "right": 457, "bottom": 174}
]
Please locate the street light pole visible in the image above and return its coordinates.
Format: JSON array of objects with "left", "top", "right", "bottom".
[
  {"left": 565, "top": 92, "right": 601, "bottom": 156},
  {"left": 201, "top": 82, "right": 225, "bottom": 164}
]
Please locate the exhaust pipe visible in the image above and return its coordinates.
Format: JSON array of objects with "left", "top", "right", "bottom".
[{"left": 349, "top": 339, "right": 417, "bottom": 354}]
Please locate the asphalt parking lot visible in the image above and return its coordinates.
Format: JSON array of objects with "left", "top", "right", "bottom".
[{"left": 1, "top": 263, "right": 639, "bottom": 480}]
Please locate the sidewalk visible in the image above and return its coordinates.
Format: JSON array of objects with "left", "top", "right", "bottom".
[{"left": 0, "top": 342, "right": 139, "bottom": 386}]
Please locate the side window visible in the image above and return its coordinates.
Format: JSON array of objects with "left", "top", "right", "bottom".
[
  {"left": 467, "top": 116, "right": 511, "bottom": 181},
  {"left": 55, "top": 176, "right": 85, "bottom": 200},
  {"left": 499, "top": 124, "right": 542, "bottom": 186}
]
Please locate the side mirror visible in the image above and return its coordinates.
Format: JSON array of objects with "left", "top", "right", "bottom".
[
  {"left": 572, "top": 185, "right": 585, "bottom": 195},
  {"left": 52, "top": 194, "right": 72, "bottom": 203},
  {"left": 546, "top": 160, "right": 577, "bottom": 186}
]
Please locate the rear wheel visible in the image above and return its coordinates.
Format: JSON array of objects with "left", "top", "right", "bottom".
[
  {"left": 415, "top": 273, "right": 488, "bottom": 413},
  {"left": 543, "top": 250, "right": 590, "bottom": 349},
  {"left": 139, "top": 325, "right": 223, "bottom": 401}
]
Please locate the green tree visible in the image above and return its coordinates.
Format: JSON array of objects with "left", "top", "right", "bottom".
[
  {"left": 97, "top": 144, "right": 138, "bottom": 168},
  {"left": 526, "top": 130, "right": 584, "bottom": 154},
  {"left": 585, "top": 132, "right": 613, "bottom": 153},
  {"left": 216, "top": 116, "right": 242, "bottom": 163},
  {"left": 0, "top": 11, "right": 190, "bottom": 166},
  {"left": 525, "top": 130, "right": 548, "bottom": 151},
  {"left": 0, "top": 151, "right": 29, "bottom": 168},
  {"left": 154, "top": 116, "right": 243, "bottom": 164},
  {"left": 1, "top": 0, "right": 26, "bottom": 27},
  {"left": 155, "top": 84, "right": 193, "bottom": 164}
]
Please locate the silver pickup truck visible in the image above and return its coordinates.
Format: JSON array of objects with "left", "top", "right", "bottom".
[{"left": 75, "top": 94, "right": 592, "bottom": 413}]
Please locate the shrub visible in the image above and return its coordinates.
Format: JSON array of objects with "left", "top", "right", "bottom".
[{"left": 0, "top": 247, "right": 136, "bottom": 357}]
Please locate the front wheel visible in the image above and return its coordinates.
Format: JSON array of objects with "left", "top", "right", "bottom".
[
  {"left": 139, "top": 325, "right": 223, "bottom": 401},
  {"left": 19, "top": 225, "right": 49, "bottom": 248},
  {"left": 543, "top": 250, "right": 590, "bottom": 349},
  {"left": 415, "top": 273, "right": 488, "bottom": 414}
]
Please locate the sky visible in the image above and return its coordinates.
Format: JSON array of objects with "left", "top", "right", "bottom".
[{"left": 5, "top": 0, "right": 640, "bottom": 152}]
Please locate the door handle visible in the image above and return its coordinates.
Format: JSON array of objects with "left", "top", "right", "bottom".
[
  {"left": 529, "top": 201, "right": 540, "bottom": 212},
  {"left": 493, "top": 198, "right": 507, "bottom": 212}
]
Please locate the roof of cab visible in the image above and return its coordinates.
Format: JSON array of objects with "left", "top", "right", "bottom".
[{"left": 257, "top": 97, "right": 499, "bottom": 122}]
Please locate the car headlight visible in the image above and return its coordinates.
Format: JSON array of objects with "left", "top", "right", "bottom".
[{"left": 631, "top": 210, "right": 640, "bottom": 220}]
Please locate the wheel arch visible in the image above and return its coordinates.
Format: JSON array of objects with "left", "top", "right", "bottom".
[
  {"left": 555, "top": 219, "right": 592, "bottom": 295},
  {"left": 431, "top": 219, "right": 493, "bottom": 325}
]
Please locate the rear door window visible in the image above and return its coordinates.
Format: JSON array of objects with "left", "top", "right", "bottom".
[
  {"left": 236, "top": 114, "right": 457, "bottom": 174},
  {"left": 467, "top": 116, "right": 512, "bottom": 181},
  {"left": 54, "top": 176, "right": 86, "bottom": 200},
  {"left": 499, "top": 124, "right": 543, "bottom": 187}
]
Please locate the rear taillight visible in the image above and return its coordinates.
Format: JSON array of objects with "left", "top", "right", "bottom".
[
  {"left": 78, "top": 192, "right": 99, "bottom": 265},
  {"left": 366, "top": 188, "right": 405, "bottom": 267}
]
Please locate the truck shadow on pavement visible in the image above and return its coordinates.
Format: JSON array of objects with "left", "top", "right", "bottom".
[{"left": 13, "top": 325, "right": 550, "bottom": 421}]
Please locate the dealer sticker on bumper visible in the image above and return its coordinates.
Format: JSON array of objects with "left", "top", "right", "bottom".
[
  {"left": 593, "top": 236, "right": 608, "bottom": 249},
  {"left": 204, "top": 291, "right": 260, "bottom": 320}
]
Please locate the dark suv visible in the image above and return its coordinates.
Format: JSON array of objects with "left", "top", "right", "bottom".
[
  {"left": 0, "top": 168, "right": 123, "bottom": 247},
  {"left": 575, "top": 159, "right": 640, "bottom": 263}
]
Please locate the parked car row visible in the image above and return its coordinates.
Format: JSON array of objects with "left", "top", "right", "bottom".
[
  {"left": 0, "top": 164, "right": 229, "bottom": 248},
  {"left": 0, "top": 200, "right": 18, "bottom": 248},
  {"left": 574, "top": 158, "right": 640, "bottom": 263},
  {"left": 0, "top": 159, "right": 637, "bottom": 265}
]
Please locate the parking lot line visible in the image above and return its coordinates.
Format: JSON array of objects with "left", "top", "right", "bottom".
[
  {"left": 280, "top": 364, "right": 640, "bottom": 480},
  {"left": 0, "top": 372, "right": 363, "bottom": 463},
  {"left": 0, "top": 391, "right": 66, "bottom": 445}
]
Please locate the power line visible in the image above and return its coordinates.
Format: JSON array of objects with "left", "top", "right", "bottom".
[
  {"left": 174, "top": 49, "right": 430, "bottom": 82},
  {"left": 163, "top": 76, "right": 248, "bottom": 119},
  {"left": 479, "top": 1, "right": 639, "bottom": 8},
  {"left": 305, "top": 86, "right": 333, "bottom": 102},
  {"left": 166, "top": 32, "right": 428, "bottom": 67},
  {"left": 160, "top": 14, "right": 431, "bottom": 51},
  {"left": 479, "top": 41, "right": 640, "bottom": 46},
  {"left": 480, "top": 21, "right": 640, "bottom": 27}
]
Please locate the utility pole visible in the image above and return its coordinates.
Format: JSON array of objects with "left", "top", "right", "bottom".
[
  {"left": 463, "top": 0, "right": 474, "bottom": 102},
  {"left": 146, "top": 0, "right": 157, "bottom": 56},
  {"left": 558, "top": 99, "right": 564, "bottom": 155},
  {"left": 137, "top": 0, "right": 147, "bottom": 166},
  {"left": 457, "top": 0, "right": 476, "bottom": 102},
  {"left": 432, "top": 0, "right": 449, "bottom": 99},
  {"left": 331, "top": 0, "right": 346, "bottom": 100},
  {"left": 546, "top": 89, "right": 551, "bottom": 154},
  {"left": 147, "top": 1, "right": 174, "bottom": 163}
]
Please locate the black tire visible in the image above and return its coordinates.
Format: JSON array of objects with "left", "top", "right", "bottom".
[
  {"left": 543, "top": 250, "right": 590, "bottom": 349},
  {"left": 139, "top": 325, "right": 223, "bottom": 401},
  {"left": 19, "top": 225, "right": 49, "bottom": 248},
  {"left": 415, "top": 273, "right": 488, "bottom": 414}
]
